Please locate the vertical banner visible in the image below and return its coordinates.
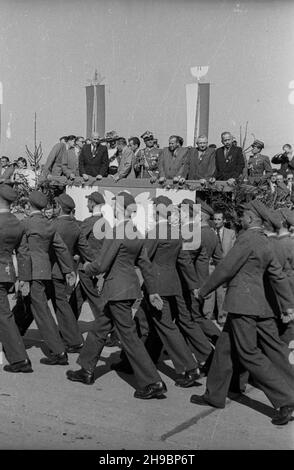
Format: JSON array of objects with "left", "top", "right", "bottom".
[
  {"left": 86, "top": 84, "right": 105, "bottom": 139},
  {"left": 95, "top": 84, "right": 105, "bottom": 138},
  {"left": 186, "top": 82, "right": 198, "bottom": 147},
  {"left": 0, "top": 82, "right": 2, "bottom": 144},
  {"left": 199, "top": 83, "right": 210, "bottom": 138},
  {"left": 86, "top": 85, "right": 94, "bottom": 138}
]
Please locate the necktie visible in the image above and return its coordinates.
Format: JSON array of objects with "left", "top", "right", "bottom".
[{"left": 216, "top": 228, "right": 223, "bottom": 249}]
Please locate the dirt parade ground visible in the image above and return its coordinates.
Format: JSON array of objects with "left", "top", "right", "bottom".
[{"left": 0, "top": 302, "right": 292, "bottom": 451}]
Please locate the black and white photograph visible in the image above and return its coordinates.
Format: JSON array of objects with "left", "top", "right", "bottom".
[{"left": 0, "top": 0, "right": 293, "bottom": 454}]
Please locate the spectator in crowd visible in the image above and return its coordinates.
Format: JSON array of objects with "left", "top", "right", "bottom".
[
  {"left": 105, "top": 131, "right": 119, "bottom": 175},
  {"left": 43, "top": 135, "right": 75, "bottom": 178},
  {"left": 128, "top": 136, "right": 141, "bottom": 161},
  {"left": 215, "top": 131, "right": 245, "bottom": 183},
  {"left": 0, "top": 156, "right": 14, "bottom": 183},
  {"left": 158, "top": 135, "right": 189, "bottom": 180},
  {"left": 271, "top": 144, "right": 294, "bottom": 177},
  {"left": 133, "top": 131, "right": 161, "bottom": 179},
  {"left": 205, "top": 210, "right": 236, "bottom": 326},
  {"left": 79, "top": 132, "right": 109, "bottom": 181},
  {"left": 11, "top": 157, "right": 36, "bottom": 189},
  {"left": 62, "top": 136, "right": 81, "bottom": 181},
  {"left": 247, "top": 139, "right": 272, "bottom": 179},
  {"left": 184, "top": 135, "right": 216, "bottom": 181},
  {"left": 75, "top": 136, "right": 85, "bottom": 157},
  {"left": 111, "top": 137, "right": 135, "bottom": 182},
  {"left": 59, "top": 136, "right": 68, "bottom": 144}
]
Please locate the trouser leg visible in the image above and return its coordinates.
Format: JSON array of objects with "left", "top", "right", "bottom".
[
  {"left": 12, "top": 292, "right": 34, "bottom": 336},
  {"left": 230, "top": 314, "right": 294, "bottom": 409},
  {"left": 174, "top": 295, "right": 213, "bottom": 363},
  {"left": 69, "top": 282, "right": 85, "bottom": 320},
  {"left": 77, "top": 306, "right": 112, "bottom": 372},
  {"left": 29, "top": 280, "right": 65, "bottom": 355},
  {"left": 0, "top": 283, "right": 29, "bottom": 364},
  {"left": 189, "top": 295, "right": 220, "bottom": 346},
  {"left": 51, "top": 278, "right": 83, "bottom": 346},
  {"left": 109, "top": 300, "right": 161, "bottom": 388},
  {"left": 257, "top": 317, "right": 294, "bottom": 390},
  {"left": 204, "top": 318, "right": 237, "bottom": 407},
  {"left": 148, "top": 297, "right": 197, "bottom": 374}
]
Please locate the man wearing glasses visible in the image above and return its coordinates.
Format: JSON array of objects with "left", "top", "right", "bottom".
[{"left": 79, "top": 132, "right": 109, "bottom": 182}]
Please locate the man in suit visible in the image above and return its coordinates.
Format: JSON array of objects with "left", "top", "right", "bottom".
[
  {"left": 158, "top": 135, "right": 189, "bottom": 180},
  {"left": 111, "top": 137, "right": 135, "bottom": 182},
  {"left": 0, "top": 184, "right": 32, "bottom": 373},
  {"left": 79, "top": 132, "right": 109, "bottom": 182},
  {"left": 61, "top": 137, "right": 82, "bottom": 182},
  {"left": 215, "top": 131, "right": 245, "bottom": 182},
  {"left": 43, "top": 136, "right": 75, "bottom": 178},
  {"left": 207, "top": 210, "right": 236, "bottom": 325},
  {"left": 23, "top": 190, "right": 76, "bottom": 365},
  {"left": 247, "top": 139, "right": 272, "bottom": 179},
  {"left": 67, "top": 191, "right": 167, "bottom": 400},
  {"left": 183, "top": 135, "right": 216, "bottom": 181},
  {"left": 0, "top": 156, "right": 14, "bottom": 183},
  {"left": 190, "top": 200, "right": 294, "bottom": 426}
]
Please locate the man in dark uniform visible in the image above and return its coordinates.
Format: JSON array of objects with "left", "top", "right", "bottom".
[
  {"left": 50, "top": 193, "right": 94, "bottom": 352},
  {"left": 23, "top": 190, "right": 76, "bottom": 365},
  {"left": 69, "top": 191, "right": 107, "bottom": 320},
  {"left": 133, "top": 131, "right": 161, "bottom": 179},
  {"left": 195, "top": 201, "right": 223, "bottom": 328},
  {"left": 190, "top": 200, "right": 294, "bottom": 426},
  {"left": 178, "top": 199, "right": 221, "bottom": 354},
  {"left": 138, "top": 195, "right": 207, "bottom": 387},
  {"left": 269, "top": 208, "right": 294, "bottom": 346},
  {"left": 67, "top": 191, "right": 167, "bottom": 400},
  {"left": 247, "top": 139, "right": 272, "bottom": 179},
  {"left": 0, "top": 184, "right": 32, "bottom": 373}
]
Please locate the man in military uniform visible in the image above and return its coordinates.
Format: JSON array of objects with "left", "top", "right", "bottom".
[
  {"left": 50, "top": 193, "right": 94, "bottom": 352},
  {"left": 247, "top": 139, "right": 272, "bottom": 179},
  {"left": 23, "top": 190, "right": 76, "bottom": 365},
  {"left": 178, "top": 199, "right": 221, "bottom": 348},
  {"left": 67, "top": 191, "right": 167, "bottom": 400},
  {"left": 0, "top": 184, "right": 32, "bottom": 373},
  {"left": 69, "top": 191, "right": 109, "bottom": 320},
  {"left": 133, "top": 131, "right": 161, "bottom": 179},
  {"left": 190, "top": 200, "right": 294, "bottom": 426}
]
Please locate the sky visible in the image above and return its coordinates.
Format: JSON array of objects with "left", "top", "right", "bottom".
[{"left": 0, "top": 0, "right": 294, "bottom": 161}]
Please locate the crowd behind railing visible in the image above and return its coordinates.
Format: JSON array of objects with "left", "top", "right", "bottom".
[{"left": 1, "top": 129, "right": 294, "bottom": 202}]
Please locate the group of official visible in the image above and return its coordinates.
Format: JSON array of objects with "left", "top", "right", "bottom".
[{"left": 0, "top": 180, "right": 294, "bottom": 426}]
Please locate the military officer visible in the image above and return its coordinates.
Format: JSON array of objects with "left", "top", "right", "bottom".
[
  {"left": 190, "top": 200, "right": 294, "bottom": 426},
  {"left": 133, "top": 131, "right": 161, "bottom": 179},
  {"left": 0, "top": 184, "right": 32, "bottom": 373},
  {"left": 67, "top": 191, "right": 167, "bottom": 400},
  {"left": 247, "top": 139, "right": 272, "bottom": 179},
  {"left": 23, "top": 190, "right": 76, "bottom": 365}
]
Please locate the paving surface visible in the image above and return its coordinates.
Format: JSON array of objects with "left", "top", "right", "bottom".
[{"left": 0, "top": 302, "right": 293, "bottom": 450}]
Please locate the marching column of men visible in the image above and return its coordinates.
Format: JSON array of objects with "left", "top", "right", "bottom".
[{"left": 1, "top": 184, "right": 294, "bottom": 424}]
